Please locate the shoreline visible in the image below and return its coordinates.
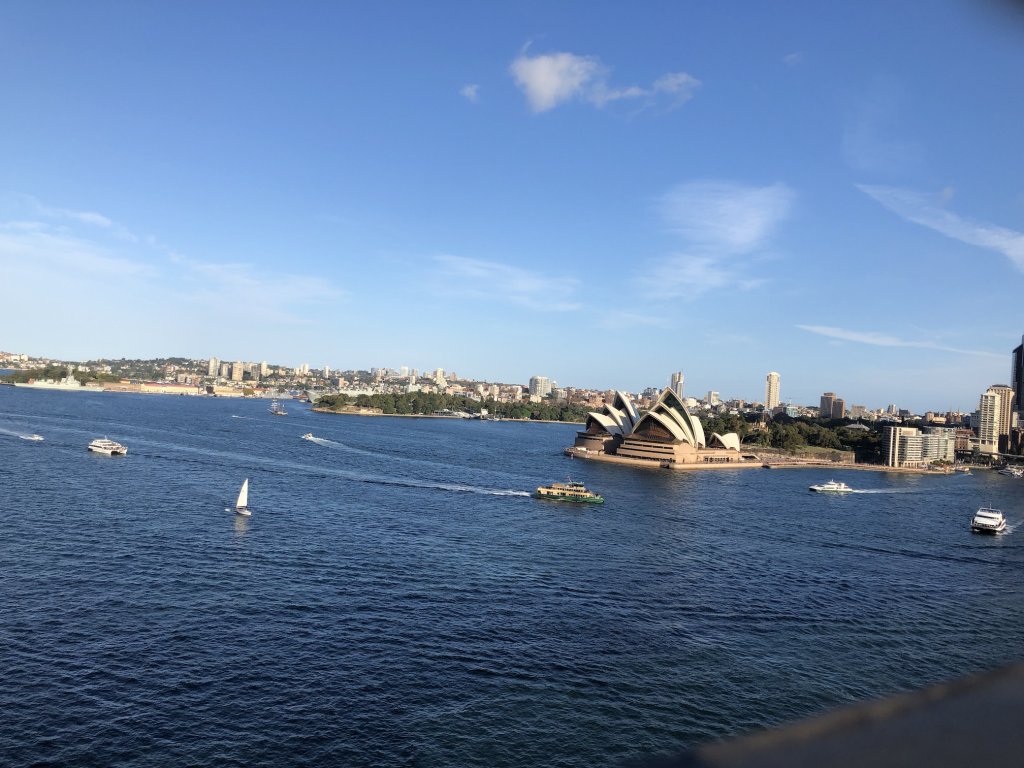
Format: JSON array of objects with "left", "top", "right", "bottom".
[
  {"left": 565, "top": 447, "right": 952, "bottom": 475},
  {"left": 311, "top": 406, "right": 580, "bottom": 425}
]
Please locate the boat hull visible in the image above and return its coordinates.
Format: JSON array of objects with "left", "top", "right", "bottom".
[
  {"left": 235, "top": 508, "right": 251, "bottom": 517},
  {"left": 532, "top": 492, "right": 604, "bottom": 504}
]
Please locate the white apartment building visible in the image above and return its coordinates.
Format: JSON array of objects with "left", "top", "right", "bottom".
[
  {"left": 765, "top": 372, "right": 780, "bottom": 410},
  {"left": 883, "top": 426, "right": 956, "bottom": 467}
]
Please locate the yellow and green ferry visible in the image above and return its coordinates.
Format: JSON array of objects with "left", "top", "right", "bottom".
[{"left": 533, "top": 481, "right": 604, "bottom": 504}]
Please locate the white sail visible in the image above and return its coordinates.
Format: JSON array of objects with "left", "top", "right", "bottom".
[{"left": 236, "top": 478, "right": 249, "bottom": 509}]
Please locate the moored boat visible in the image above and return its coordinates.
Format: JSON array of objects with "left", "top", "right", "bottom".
[
  {"left": 809, "top": 480, "right": 853, "bottom": 493},
  {"left": 971, "top": 506, "right": 1006, "bottom": 534},
  {"left": 88, "top": 437, "right": 127, "bottom": 455},
  {"left": 533, "top": 481, "right": 604, "bottom": 504}
]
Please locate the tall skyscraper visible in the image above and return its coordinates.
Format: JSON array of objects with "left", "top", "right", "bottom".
[
  {"left": 231, "top": 361, "right": 244, "bottom": 382},
  {"left": 765, "top": 372, "right": 780, "bottom": 410},
  {"left": 208, "top": 357, "right": 219, "bottom": 377},
  {"left": 820, "top": 392, "right": 836, "bottom": 419},
  {"left": 978, "top": 388, "right": 1002, "bottom": 454},
  {"left": 1012, "top": 335, "right": 1024, "bottom": 416},
  {"left": 706, "top": 390, "right": 720, "bottom": 406},
  {"left": 670, "top": 371, "right": 684, "bottom": 398}
]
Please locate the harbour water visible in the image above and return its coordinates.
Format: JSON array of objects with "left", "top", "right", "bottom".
[{"left": 1, "top": 388, "right": 1022, "bottom": 766}]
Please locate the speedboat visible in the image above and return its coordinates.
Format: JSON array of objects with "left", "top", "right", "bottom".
[
  {"left": 971, "top": 506, "right": 1006, "bottom": 534},
  {"left": 301, "top": 432, "right": 315, "bottom": 441},
  {"left": 19, "top": 434, "right": 44, "bottom": 441},
  {"left": 533, "top": 481, "right": 604, "bottom": 504},
  {"left": 809, "top": 480, "right": 854, "bottom": 493},
  {"left": 88, "top": 437, "right": 127, "bottom": 455}
]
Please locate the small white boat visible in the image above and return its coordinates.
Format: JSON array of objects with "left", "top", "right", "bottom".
[
  {"left": 971, "top": 506, "right": 1006, "bottom": 534},
  {"left": 88, "top": 437, "right": 127, "bottom": 455},
  {"left": 19, "top": 434, "right": 44, "bottom": 441},
  {"left": 270, "top": 399, "right": 288, "bottom": 416},
  {"left": 809, "top": 480, "right": 853, "bottom": 493},
  {"left": 235, "top": 478, "right": 251, "bottom": 516},
  {"left": 301, "top": 432, "right": 315, "bottom": 441}
]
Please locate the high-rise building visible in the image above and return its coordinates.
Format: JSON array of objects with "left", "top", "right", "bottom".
[
  {"left": 529, "top": 375, "right": 552, "bottom": 398},
  {"left": 984, "top": 384, "right": 1015, "bottom": 452},
  {"left": 323, "top": 365, "right": 331, "bottom": 379},
  {"left": 207, "top": 357, "right": 219, "bottom": 377},
  {"left": 260, "top": 361, "right": 269, "bottom": 377},
  {"left": 231, "top": 361, "right": 244, "bottom": 382},
  {"left": 706, "top": 390, "right": 720, "bottom": 407},
  {"left": 670, "top": 371, "right": 684, "bottom": 398},
  {"left": 219, "top": 362, "right": 230, "bottom": 378},
  {"left": 978, "top": 388, "right": 1003, "bottom": 454},
  {"left": 820, "top": 392, "right": 836, "bottom": 419},
  {"left": 1012, "top": 335, "right": 1024, "bottom": 417},
  {"left": 832, "top": 398, "right": 846, "bottom": 419},
  {"left": 765, "top": 372, "right": 780, "bottom": 410}
]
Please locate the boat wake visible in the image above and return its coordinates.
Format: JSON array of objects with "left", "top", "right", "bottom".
[
  {"left": 851, "top": 489, "right": 916, "bottom": 494},
  {"left": 0, "top": 426, "right": 43, "bottom": 441},
  {"left": 355, "top": 475, "right": 531, "bottom": 497}
]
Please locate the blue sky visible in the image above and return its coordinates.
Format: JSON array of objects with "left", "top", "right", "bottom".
[{"left": 2, "top": 2, "right": 1023, "bottom": 411}]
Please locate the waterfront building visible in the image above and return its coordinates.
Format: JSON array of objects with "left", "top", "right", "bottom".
[
  {"left": 231, "top": 361, "right": 244, "bottom": 382},
  {"left": 207, "top": 357, "right": 219, "bottom": 377},
  {"left": 260, "top": 361, "right": 269, "bottom": 377},
  {"left": 529, "top": 375, "right": 552, "bottom": 398},
  {"left": 883, "top": 426, "right": 956, "bottom": 467},
  {"left": 979, "top": 384, "right": 1015, "bottom": 453},
  {"left": 670, "top": 372, "right": 685, "bottom": 399},
  {"left": 978, "top": 388, "right": 1004, "bottom": 455},
  {"left": 765, "top": 372, "right": 780, "bottom": 410},
  {"left": 573, "top": 389, "right": 744, "bottom": 466},
  {"left": 218, "top": 362, "right": 230, "bottom": 378}
]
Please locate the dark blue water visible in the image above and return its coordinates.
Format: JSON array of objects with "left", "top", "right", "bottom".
[{"left": 1, "top": 388, "right": 1022, "bottom": 766}]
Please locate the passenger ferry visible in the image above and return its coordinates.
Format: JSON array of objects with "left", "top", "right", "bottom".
[
  {"left": 88, "top": 438, "right": 127, "bottom": 455},
  {"left": 809, "top": 480, "right": 854, "bottom": 494},
  {"left": 533, "top": 481, "right": 604, "bottom": 504},
  {"left": 971, "top": 506, "right": 1006, "bottom": 534}
]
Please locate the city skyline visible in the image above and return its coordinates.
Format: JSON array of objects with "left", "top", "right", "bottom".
[{"left": 2, "top": 3, "right": 1023, "bottom": 411}]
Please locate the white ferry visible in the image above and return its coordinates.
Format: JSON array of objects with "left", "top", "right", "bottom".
[
  {"left": 971, "top": 507, "right": 1006, "bottom": 534},
  {"left": 88, "top": 438, "right": 127, "bottom": 456},
  {"left": 809, "top": 480, "right": 854, "bottom": 494}
]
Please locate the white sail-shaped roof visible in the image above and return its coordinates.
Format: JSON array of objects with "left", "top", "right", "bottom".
[
  {"left": 586, "top": 412, "right": 623, "bottom": 435},
  {"left": 710, "top": 432, "right": 741, "bottom": 452},
  {"left": 612, "top": 391, "right": 640, "bottom": 428},
  {"left": 633, "top": 409, "right": 688, "bottom": 443}
]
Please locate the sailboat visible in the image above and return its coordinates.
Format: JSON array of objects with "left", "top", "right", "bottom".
[{"left": 235, "top": 478, "right": 251, "bottom": 516}]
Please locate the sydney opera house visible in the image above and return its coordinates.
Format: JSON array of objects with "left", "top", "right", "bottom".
[{"left": 569, "top": 388, "right": 749, "bottom": 468}]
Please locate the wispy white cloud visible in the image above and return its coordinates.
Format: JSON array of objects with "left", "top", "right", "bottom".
[
  {"left": 858, "top": 184, "right": 1024, "bottom": 271},
  {"left": 796, "top": 324, "right": 1002, "bottom": 358},
  {"left": 635, "top": 181, "right": 794, "bottom": 300},
  {"left": 1, "top": 197, "right": 346, "bottom": 327},
  {"left": 783, "top": 52, "right": 803, "bottom": 67},
  {"left": 659, "top": 181, "right": 795, "bottom": 253},
  {"left": 433, "top": 254, "right": 580, "bottom": 311},
  {"left": 842, "top": 80, "right": 924, "bottom": 174},
  {"left": 460, "top": 84, "right": 480, "bottom": 103},
  {"left": 509, "top": 49, "right": 699, "bottom": 113}
]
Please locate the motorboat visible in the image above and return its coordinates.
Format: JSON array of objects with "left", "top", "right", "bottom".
[
  {"left": 809, "top": 480, "right": 853, "bottom": 493},
  {"left": 88, "top": 437, "right": 127, "bottom": 455},
  {"left": 19, "top": 434, "right": 44, "bottom": 441},
  {"left": 533, "top": 481, "right": 604, "bottom": 504},
  {"left": 971, "top": 506, "right": 1006, "bottom": 534},
  {"left": 301, "top": 432, "right": 315, "bottom": 441}
]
